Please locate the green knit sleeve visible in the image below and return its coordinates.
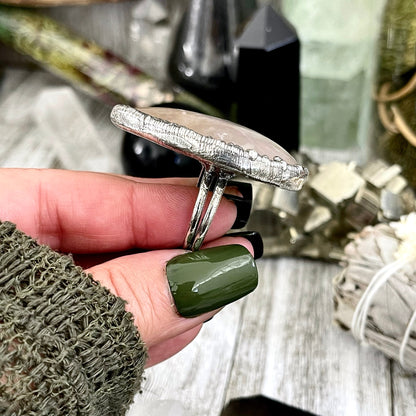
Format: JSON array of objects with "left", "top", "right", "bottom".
[{"left": 0, "top": 221, "right": 147, "bottom": 416}]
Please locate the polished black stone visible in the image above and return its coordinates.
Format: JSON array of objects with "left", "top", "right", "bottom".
[
  {"left": 121, "top": 101, "right": 207, "bottom": 178},
  {"left": 235, "top": 5, "right": 300, "bottom": 152},
  {"left": 121, "top": 132, "right": 201, "bottom": 178},
  {"left": 221, "top": 395, "right": 317, "bottom": 416}
]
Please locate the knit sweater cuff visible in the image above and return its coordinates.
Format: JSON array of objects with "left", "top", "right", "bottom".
[{"left": 0, "top": 221, "right": 147, "bottom": 416}]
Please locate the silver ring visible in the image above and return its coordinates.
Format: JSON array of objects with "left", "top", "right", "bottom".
[
  {"left": 110, "top": 105, "right": 309, "bottom": 251},
  {"left": 185, "top": 166, "right": 233, "bottom": 250}
]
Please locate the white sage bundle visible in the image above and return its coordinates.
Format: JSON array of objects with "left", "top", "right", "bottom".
[{"left": 333, "top": 213, "right": 416, "bottom": 372}]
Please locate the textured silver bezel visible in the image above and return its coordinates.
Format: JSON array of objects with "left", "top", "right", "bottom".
[{"left": 111, "top": 104, "right": 308, "bottom": 191}]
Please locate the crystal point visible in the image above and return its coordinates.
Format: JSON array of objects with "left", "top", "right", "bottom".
[
  {"left": 235, "top": 5, "right": 300, "bottom": 152},
  {"left": 237, "top": 4, "right": 297, "bottom": 50}
]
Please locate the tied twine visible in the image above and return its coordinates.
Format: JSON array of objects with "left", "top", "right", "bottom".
[
  {"left": 351, "top": 213, "right": 416, "bottom": 371},
  {"left": 376, "top": 75, "right": 416, "bottom": 148}
]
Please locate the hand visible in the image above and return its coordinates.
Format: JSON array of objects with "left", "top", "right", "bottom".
[{"left": 0, "top": 169, "right": 259, "bottom": 367}]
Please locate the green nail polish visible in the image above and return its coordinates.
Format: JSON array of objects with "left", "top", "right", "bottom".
[{"left": 166, "top": 245, "right": 258, "bottom": 317}]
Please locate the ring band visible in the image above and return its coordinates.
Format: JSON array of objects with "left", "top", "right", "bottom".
[{"left": 185, "top": 166, "right": 234, "bottom": 251}]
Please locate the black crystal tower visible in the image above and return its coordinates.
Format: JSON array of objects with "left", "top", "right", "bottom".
[{"left": 235, "top": 5, "right": 300, "bottom": 151}]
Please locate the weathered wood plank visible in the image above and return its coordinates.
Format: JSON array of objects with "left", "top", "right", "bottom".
[
  {"left": 392, "top": 363, "right": 416, "bottom": 416},
  {"left": 225, "top": 258, "right": 392, "bottom": 416},
  {"left": 139, "top": 300, "right": 245, "bottom": 416}
]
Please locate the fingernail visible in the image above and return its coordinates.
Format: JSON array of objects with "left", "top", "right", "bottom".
[
  {"left": 224, "top": 182, "right": 252, "bottom": 229},
  {"left": 227, "top": 180, "right": 252, "bottom": 200},
  {"left": 225, "top": 231, "right": 264, "bottom": 259},
  {"left": 166, "top": 245, "right": 258, "bottom": 317}
]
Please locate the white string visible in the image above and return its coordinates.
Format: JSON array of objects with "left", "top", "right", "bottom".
[
  {"left": 351, "top": 258, "right": 407, "bottom": 342},
  {"left": 391, "top": 213, "right": 416, "bottom": 369},
  {"left": 351, "top": 213, "right": 416, "bottom": 370}
]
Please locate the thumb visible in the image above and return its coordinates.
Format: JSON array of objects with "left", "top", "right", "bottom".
[{"left": 87, "top": 240, "right": 258, "bottom": 366}]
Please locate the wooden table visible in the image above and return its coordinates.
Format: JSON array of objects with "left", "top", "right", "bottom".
[
  {"left": 1, "top": 64, "right": 416, "bottom": 416},
  {"left": 138, "top": 256, "right": 416, "bottom": 416}
]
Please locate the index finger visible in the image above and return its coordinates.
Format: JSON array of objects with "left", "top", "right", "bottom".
[{"left": 0, "top": 168, "right": 237, "bottom": 253}]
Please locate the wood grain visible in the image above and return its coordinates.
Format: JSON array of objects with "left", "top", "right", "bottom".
[
  {"left": 141, "top": 301, "right": 245, "bottom": 416},
  {"left": 392, "top": 363, "right": 416, "bottom": 416},
  {"left": 225, "top": 258, "right": 393, "bottom": 416}
]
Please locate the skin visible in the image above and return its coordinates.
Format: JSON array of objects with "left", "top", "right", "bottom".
[{"left": 0, "top": 168, "right": 253, "bottom": 367}]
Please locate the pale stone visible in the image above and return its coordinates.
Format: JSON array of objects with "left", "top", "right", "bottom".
[
  {"left": 309, "top": 161, "right": 365, "bottom": 206},
  {"left": 363, "top": 161, "right": 402, "bottom": 189},
  {"left": 304, "top": 205, "right": 332, "bottom": 233},
  {"left": 111, "top": 105, "right": 308, "bottom": 190},
  {"left": 139, "top": 107, "right": 298, "bottom": 165},
  {"left": 271, "top": 187, "right": 299, "bottom": 216}
]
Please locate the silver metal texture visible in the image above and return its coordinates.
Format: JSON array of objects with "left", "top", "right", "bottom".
[{"left": 111, "top": 104, "right": 308, "bottom": 250}]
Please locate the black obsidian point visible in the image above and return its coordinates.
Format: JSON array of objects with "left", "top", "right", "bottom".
[
  {"left": 235, "top": 4, "right": 300, "bottom": 152},
  {"left": 237, "top": 4, "right": 297, "bottom": 50},
  {"left": 221, "top": 395, "right": 318, "bottom": 416}
]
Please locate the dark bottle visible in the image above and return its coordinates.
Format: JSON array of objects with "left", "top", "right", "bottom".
[{"left": 168, "top": 0, "right": 257, "bottom": 113}]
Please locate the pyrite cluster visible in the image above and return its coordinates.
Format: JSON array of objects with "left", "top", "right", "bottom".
[{"left": 245, "top": 154, "right": 416, "bottom": 261}]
